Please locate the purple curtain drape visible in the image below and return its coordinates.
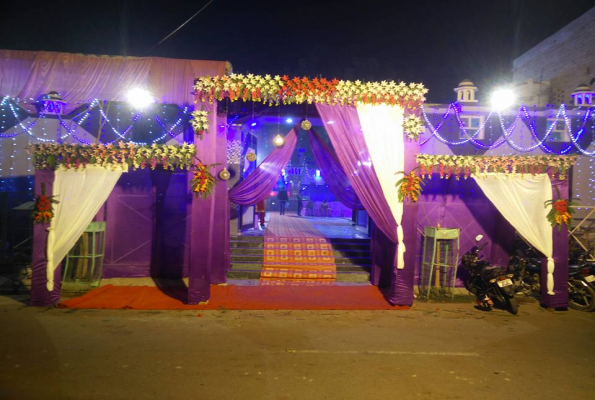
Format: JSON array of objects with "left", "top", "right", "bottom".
[
  {"left": 541, "top": 178, "right": 569, "bottom": 308},
  {"left": 229, "top": 127, "right": 298, "bottom": 205},
  {"left": 30, "top": 169, "right": 62, "bottom": 306},
  {"left": 316, "top": 104, "right": 418, "bottom": 305},
  {"left": 307, "top": 128, "right": 363, "bottom": 210},
  {"left": 188, "top": 103, "right": 230, "bottom": 304}
]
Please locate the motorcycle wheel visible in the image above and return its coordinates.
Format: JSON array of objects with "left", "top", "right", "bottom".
[
  {"left": 568, "top": 279, "right": 595, "bottom": 312},
  {"left": 506, "top": 297, "right": 519, "bottom": 315}
]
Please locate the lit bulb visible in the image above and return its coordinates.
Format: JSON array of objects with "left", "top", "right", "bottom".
[{"left": 127, "top": 88, "right": 155, "bottom": 109}]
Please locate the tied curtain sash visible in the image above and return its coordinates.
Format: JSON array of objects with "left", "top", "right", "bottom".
[
  {"left": 229, "top": 127, "right": 298, "bottom": 205},
  {"left": 474, "top": 173, "right": 556, "bottom": 294},
  {"left": 307, "top": 128, "right": 363, "bottom": 210},
  {"left": 46, "top": 165, "right": 125, "bottom": 290}
]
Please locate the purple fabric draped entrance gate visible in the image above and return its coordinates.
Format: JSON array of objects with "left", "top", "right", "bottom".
[
  {"left": 316, "top": 104, "right": 419, "bottom": 306},
  {"left": 229, "top": 127, "right": 298, "bottom": 205},
  {"left": 307, "top": 128, "right": 363, "bottom": 210}
]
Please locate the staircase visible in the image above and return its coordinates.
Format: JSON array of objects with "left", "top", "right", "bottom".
[{"left": 228, "top": 235, "right": 372, "bottom": 283}]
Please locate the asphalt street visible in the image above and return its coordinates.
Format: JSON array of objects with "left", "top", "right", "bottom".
[{"left": 1, "top": 294, "right": 594, "bottom": 400}]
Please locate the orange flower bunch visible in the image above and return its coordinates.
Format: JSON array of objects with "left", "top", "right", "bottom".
[
  {"left": 32, "top": 184, "right": 59, "bottom": 224},
  {"left": 544, "top": 194, "right": 576, "bottom": 230},
  {"left": 395, "top": 170, "right": 424, "bottom": 203},
  {"left": 190, "top": 161, "right": 219, "bottom": 199}
]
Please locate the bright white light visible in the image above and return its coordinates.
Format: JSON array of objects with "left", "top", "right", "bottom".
[
  {"left": 327, "top": 120, "right": 335, "bottom": 125},
  {"left": 285, "top": 118, "right": 293, "bottom": 123},
  {"left": 315, "top": 169, "right": 321, "bottom": 177},
  {"left": 491, "top": 88, "right": 516, "bottom": 111},
  {"left": 127, "top": 88, "right": 154, "bottom": 109}
]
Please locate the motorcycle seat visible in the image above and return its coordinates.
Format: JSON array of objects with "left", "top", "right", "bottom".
[{"left": 481, "top": 265, "right": 506, "bottom": 280}]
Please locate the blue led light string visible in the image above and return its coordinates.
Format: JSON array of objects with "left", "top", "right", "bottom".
[{"left": 421, "top": 103, "right": 594, "bottom": 156}]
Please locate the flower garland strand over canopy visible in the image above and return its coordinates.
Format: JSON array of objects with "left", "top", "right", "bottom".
[
  {"left": 193, "top": 74, "right": 428, "bottom": 140},
  {"left": 29, "top": 142, "right": 196, "bottom": 171},
  {"left": 415, "top": 154, "right": 578, "bottom": 180}
]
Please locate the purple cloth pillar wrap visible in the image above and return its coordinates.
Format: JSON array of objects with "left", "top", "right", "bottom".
[
  {"left": 541, "top": 178, "right": 569, "bottom": 308},
  {"left": 188, "top": 103, "right": 230, "bottom": 304},
  {"left": 30, "top": 169, "right": 61, "bottom": 306},
  {"left": 316, "top": 104, "right": 413, "bottom": 305},
  {"left": 307, "top": 128, "right": 363, "bottom": 210},
  {"left": 229, "top": 127, "right": 298, "bottom": 205},
  {"left": 392, "top": 140, "right": 420, "bottom": 305}
]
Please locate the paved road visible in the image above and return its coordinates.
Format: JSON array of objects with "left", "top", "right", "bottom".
[{"left": 1, "top": 295, "right": 594, "bottom": 400}]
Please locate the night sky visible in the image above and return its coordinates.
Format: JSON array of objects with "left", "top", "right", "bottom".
[{"left": 1, "top": 0, "right": 593, "bottom": 102}]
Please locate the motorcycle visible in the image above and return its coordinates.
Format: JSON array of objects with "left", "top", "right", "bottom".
[
  {"left": 507, "top": 248, "right": 541, "bottom": 296},
  {"left": 567, "top": 248, "right": 595, "bottom": 312},
  {"left": 461, "top": 235, "right": 518, "bottom": 315},
  {"left": 508, "top": 245, "right": 595, "bottom": 312}
]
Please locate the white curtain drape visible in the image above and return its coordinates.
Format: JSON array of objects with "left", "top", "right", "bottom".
[
  {"left": 356, "top": 104, "right": 406, "bottom": 269},
  {"left": 474, "top": 173, "right": 555, "bottom": 294},
  {"left": 46, "top": 165, "right": 125, "bottom": 291}
]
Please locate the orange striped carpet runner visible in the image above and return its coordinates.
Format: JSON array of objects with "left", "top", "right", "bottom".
[{"left": 260, "top": 213, "right": 336, "bottom": 285}]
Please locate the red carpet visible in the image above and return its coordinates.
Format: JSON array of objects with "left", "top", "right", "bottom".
[{"left": 57, "top": 284, "right": 409, "bottom": 310}]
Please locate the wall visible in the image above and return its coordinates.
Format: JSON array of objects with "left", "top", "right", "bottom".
[{"left": 513, "top": 7, "right": 595, "bottom": 104}]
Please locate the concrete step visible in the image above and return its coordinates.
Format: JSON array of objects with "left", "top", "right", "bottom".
[
  {"left": 230, "top": 248, "right": 371, "bottom": 257},
  {"left": 226, "top": 270, "right": 370, "bottom": 283},
  {"left": 230, "top": 261, "right": 370, "bottom": 272}
]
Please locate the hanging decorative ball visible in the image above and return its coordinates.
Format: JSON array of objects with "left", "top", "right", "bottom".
[
  {"left": 246, "top": 152, "right": 256, "bottom": 162},
  {"left": 301, "top": 119, "right": 312, "bottom": 130},
  {"left": 273, "top": 134, "right": 285, "bottom": 147},
  {"left": 218, "top": 167, "right": 231, "bottom": 180}
]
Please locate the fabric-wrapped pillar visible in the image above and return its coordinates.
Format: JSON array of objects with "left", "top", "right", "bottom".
[
  {"left": 392, "top": 139, "right": 420, "bottom": 305},
  {"left": 541, "top": 178, "right": 569, "bottom": 308},
  {"left": 30, "top": 169, "right": 61, "bottom": 306},
  {"left": 188, "top": 102, "right": 229, "bottom": 304}
]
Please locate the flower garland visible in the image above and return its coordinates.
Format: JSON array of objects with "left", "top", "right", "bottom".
[
  {"left": 193, "top": 74, "right": 428, "bottom": 141},
  {"left": 544, "top": 198, "right": 576, "bottom": 230},
  {"left": 395, "top": 169, "right": 424, "bottom": 203},
  {"left": 28, "top": 142, "right": 196, "bottom": 171},
  {"left": 32, "top": 183, "right": 59, "bottom": 224},
  {"left": 190, "top": 108, "right": 210, "bottom": 139},
  {"left": 190, "top": 161, "right": 219, "bottom": 199},
  {"left": 194, "top": 74, "right": 428, "bottom": 108},
  {"left": 416, "top": 154, "right": 578, "bottom": 180},
  {"left": 403, "top": 114, "right": 424, "bottom": 141}
]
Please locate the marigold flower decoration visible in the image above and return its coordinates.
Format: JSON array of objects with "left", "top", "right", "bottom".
[
  {"left": 395, "top": 169, "right": 424, "bottom": 203},
  {"left": 32, "top": 183, "right": 59, "bottom": 224},
  {"left": 544, "top": 191, "right": 576, "bottom": 230},
  {"left": 190, "top": 160, "right": 220, "bottom": 199}
]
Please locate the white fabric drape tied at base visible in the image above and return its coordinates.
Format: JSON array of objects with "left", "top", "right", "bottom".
[
  {"left": 473, "top": 173, "right": 555, "bottom": 295},
  {"left": 46, "top": 165, "right": 125, "bottom": 291}
]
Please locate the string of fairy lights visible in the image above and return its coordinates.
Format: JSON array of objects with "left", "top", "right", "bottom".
[
  {"left": 420, "top": 102, "right": 595, "bottom": 205},
  {"left": 0, "top": 96, "right": 192, "bottom": 191},
  {"left": 1, "top": 95, "right": 594, "bottom": 201}
]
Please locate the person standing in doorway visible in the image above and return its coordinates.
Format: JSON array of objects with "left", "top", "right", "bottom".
[
  {"left": 296, "top": 192, "right": 303, "bottom": 216},
  {"left": 256, "top": 199, "right": 266, "bottom": 228},
  {"left": 277, "top": 188, "right": 288, "bottom": 215}
]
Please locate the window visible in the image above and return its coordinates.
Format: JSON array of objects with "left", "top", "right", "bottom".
[
  {"left": 546, "top": 118, "right": 570, "bottom": 142},
  {"left": 458, "top": 116, "right": 484, "bottom": 139}
]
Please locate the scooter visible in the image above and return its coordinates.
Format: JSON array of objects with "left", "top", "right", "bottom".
[{"left": 461, "top": 235, "right": 519, "bottom": 315}]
